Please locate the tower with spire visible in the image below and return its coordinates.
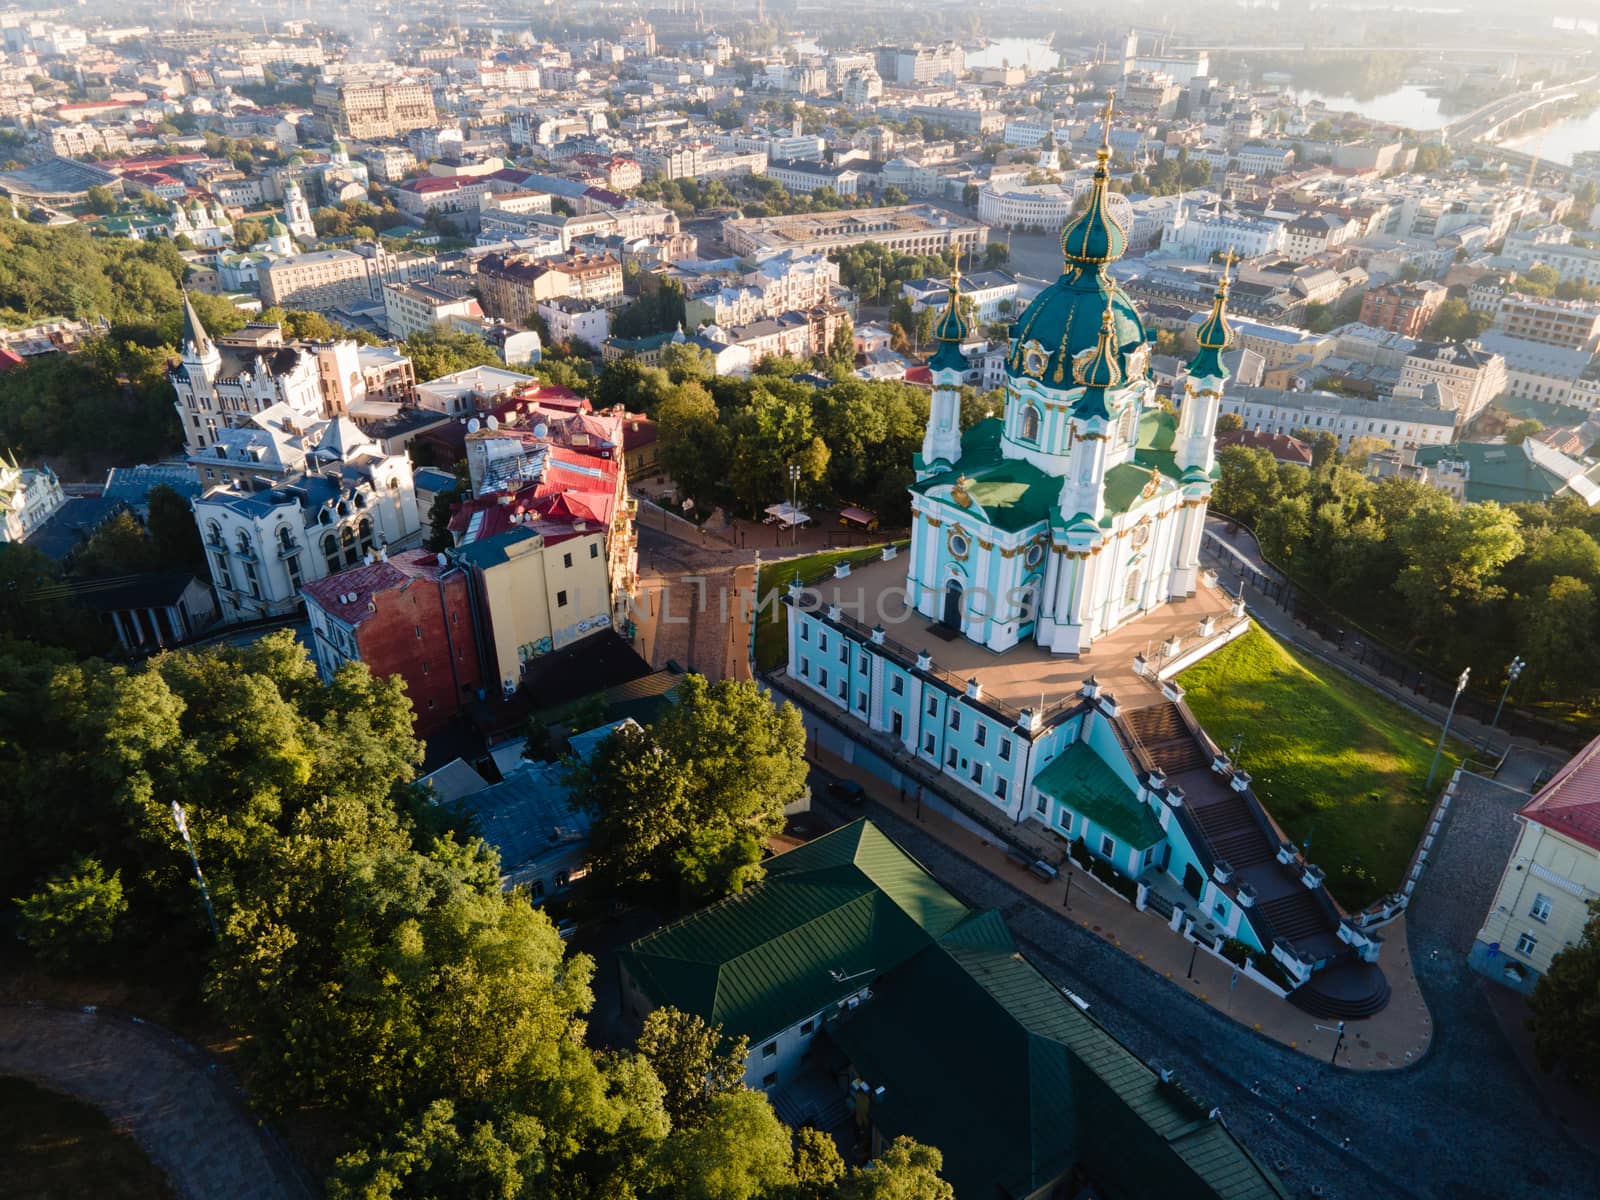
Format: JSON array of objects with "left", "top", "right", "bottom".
[
  {"left": 903, "top": 95, "right": 1232, "bottom": 655},
  {"left": 282, "top": 179, "right": 316, "bottom": 243}
]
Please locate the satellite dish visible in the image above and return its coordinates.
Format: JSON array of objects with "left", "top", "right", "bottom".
[
  {"left": 486, "top": 414, "right": 499, "bottom": 430},
  {"left": 533, "top": 422, "right": 549, "bottom": 439},
  {"left": 467, "top": 418, "right": 481, "bottom": 433}
]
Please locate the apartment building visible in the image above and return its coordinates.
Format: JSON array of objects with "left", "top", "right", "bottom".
[
  {"left": 1359, "top": 281, "right": 1448, "bottom": 338},
  {"left": 1219, "top": 384, "right": 1457, "bottom": 450},
  {"left": 313, "top": 78, "right": 437, "bottom": 140},
  {"left": 1399, "top": 341, "right": 1509, "bottom": 423},
  {"left": 382, "top": 281, "right": 484, "bottom": 341},
  {"left": 475, "top": 252, "right": 623, "bottom": 325},
  {"left": 1492, "top": 295, "right": 1600, "bottom": 352},
  {"left": 303, "top": 550, "right": 484, "bottom": 736}
]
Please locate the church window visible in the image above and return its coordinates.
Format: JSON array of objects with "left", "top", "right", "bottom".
[
  {"left": 1124, "top": 569, "right": 1142, "bottom": 607},
  {"left": 1024, "top": 543, "right": 1044, "bottom": 568},
  {"left": 1020, "top": 404, "right": 1041, "bottom": 442},
  {"left": 1130, "top": 521, "right": 1151, "bottom": 550},
  {"left": 948, "top": 531, "right": 969, "bottom": 559},
  {"left": 1118, "top": 406, "right": 1136, "bottom": 446}
]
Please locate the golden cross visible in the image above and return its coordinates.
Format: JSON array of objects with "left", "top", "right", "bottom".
[
  {"left": 1100, "top": 94, "right": 1116, "bottom": 150},
  {"left": 1221, "top": 244, "right": 1238, "bottom": 272}
]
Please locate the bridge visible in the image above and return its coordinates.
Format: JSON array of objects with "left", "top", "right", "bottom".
[{"left": 1439, "top": 76, "right": 1598, "bottom": 145}]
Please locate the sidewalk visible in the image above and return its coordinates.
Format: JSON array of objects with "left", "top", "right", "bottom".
[{"left": 808, "top": 743, "right": 1436, "bottom": 1072}]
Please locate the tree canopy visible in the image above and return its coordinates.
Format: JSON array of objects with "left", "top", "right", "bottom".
[{"left": 1528, "top": 901, "right": 1600, "bottom": 1099}]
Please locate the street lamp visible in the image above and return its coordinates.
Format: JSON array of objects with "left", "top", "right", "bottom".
[
  {"left": 1425, "top": 667, "right": 1471, "bottom": 793},
  {"left": 170, "top": 801, "right": 220, "bottom": 942},
  {"left": 787, "top": 463, "right": 801, "bottom": 547},
  {"left": 1489, "top": 655, "right": 1526, "bottom": 734}
]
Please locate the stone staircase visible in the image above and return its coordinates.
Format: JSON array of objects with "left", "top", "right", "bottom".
[
  {"left": 1189, "top": 791, "right": 1277, "bottom": 870},
  {"left": 1124, "top": 702, "right": 1212, "bottom": 776},
  {"left": 1257, "top": 890, "right": 1330, "bottom": 943}
]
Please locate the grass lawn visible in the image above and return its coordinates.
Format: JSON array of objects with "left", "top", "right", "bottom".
[
  {"left": 0, "top": 1076, "right": 172, "bottom": 1200},
  {"left": 753, "top": 541, "right": 906, "bottom": 672},
  {"left": 1177, "top": 624, "right": 1466, "bottom": 911}
]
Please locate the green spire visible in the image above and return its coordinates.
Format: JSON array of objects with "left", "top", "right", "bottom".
[
  {"left": 1188, "top": 249, "right": 1237, "bottom": 380},
  {"left": 1070, "top": 296, "right": 1123, "bottom": 421},
  {"left": 929, "top": 263, "right": 971, "bottom": 373},
  {"left": 1060, "top": 96, "right": 1127, "bottom": 271}
]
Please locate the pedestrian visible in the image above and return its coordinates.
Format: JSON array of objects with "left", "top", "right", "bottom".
[
  {"left": 1294, "top": 1083, "right": 1304, "bottom": 1099},
  {"left": 1309, "top": 1114, "right": 1317, "bottom": 1127},
  {"left": 1341, "top": 1137, "right": 1352, "bottom": 1151}
]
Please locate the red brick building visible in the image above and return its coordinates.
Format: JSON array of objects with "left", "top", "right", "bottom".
[
  {"left": 1358, "top": 281, "right": 1448, "bottom": 337},
  {"left": 303, "top": 549, "right": 484, "bottom": 735}
]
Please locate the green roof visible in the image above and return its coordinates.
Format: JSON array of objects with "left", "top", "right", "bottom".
[
  {"left": 828, "top": 909, "right": 1289, "bottom": 1200},
  {"left": 1033, "top": 741, "right": 1164, "bottom": 849},
  {"left": 1414, "top": 441, "right": 1600, "bottom": 506},
  {"left": 618, "top": 820, "right": 971, "bottom": 1042},
  {"left": 911, "top": 419, "right": 1060, "bottom": 532}
]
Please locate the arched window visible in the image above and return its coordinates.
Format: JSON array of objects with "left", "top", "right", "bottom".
[
  {"left": 322, "top": 532, "right": 340, "bottom": 574},
  {"left": 1021, "top": 404, "right": 1041, "bottom": 442},
  {"left": 277, "top": 524, "right": 294, "bottom": 552},
  {"left": 1123, "top": 568, "right": 1142, "bottom": 608},
  {"left": 206, "top": 521, "right": 223, "bottom": 549},
  {"left": 340, "top": 525, "right": 358, "bottom": 566},
  {"left": 235, "top": 529, "right": 253, "bottom": 556},
  {"left": 1118, "top": 406, "right": 1136, "bottom": 446},
  {"left": 357, "top": 517, "right": 375, "bottom": 555}
]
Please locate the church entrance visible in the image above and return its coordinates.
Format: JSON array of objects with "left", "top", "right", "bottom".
[{"left": 942, "top": 580, "right": 963, "bottom": 630}]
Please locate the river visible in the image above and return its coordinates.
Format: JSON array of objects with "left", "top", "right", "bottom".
[
  {"left": 1500, "top": 107, "right": 1600, "bottom": 166},
  {"left": 1293, "top": 85, "right": 1453, "bottom": 131},
  {"left": 965, "top": 38, "right": 1060, "bottom": 73}
]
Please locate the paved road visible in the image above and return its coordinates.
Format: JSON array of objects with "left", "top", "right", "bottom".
[
  {"left": 0, "top": 1005, "right": 311, "bottom": 1200},
  {"left": 807, "top": 776, "right": 1598, "bottom": 1200}
]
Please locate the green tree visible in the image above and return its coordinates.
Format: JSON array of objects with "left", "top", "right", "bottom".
[
  {"left": 573, "top": 677, "right": 807, "bottom": 903},
  {"left": 1394, "top": 501, "right": 1524, "bottom": 631},
  {"left": 16, "top": 856, "right": 127, "bottom": 966},
  {"left": 654, "top": 1089, "right": 794, "bottom": 1200},
  {"left": 147, "top": 484, "right": 206, "bottom": 570},
  {"left": 1214, "top": 411, "right": 1244, "bottom": 433},
  {"left": 71, "top": 510, "right": 158, "bottom": 577},
  {"left": 1212, "top": 446, "right": 1284, "bottom": 525},
  {"left": 835, "top": 1137, "right": 954, "bottom": 1200},
  {"left": 636, "top": 1007, "right": 750, "bottom": 1129},
  {"left": 983, "top": 242, "right": 1010, "bottom": 269},
  {"left": 1505, "top": 419, "right": 1544, "bottom": 446},
  {"left": 1517, "top": 576, "right": 1598, "bottom": 699},
  {"left": 658, "top": 380, "right": 726, "bottom": 507},
  {"left": 828, "top": 319, "right": 855, "bottom": 367},
  {"left": 1528, "top": 901, "right": 1600, "bottom": 1099},
  {"left": 404, "top": 328, "right": 521, "bottom": 382},
  {"left": 791, "top": 1127, "right": 845, "bottom": 1198},
  {"left": 1424, "top": 298, "right": 1491, "bottom": 342},
  {"left": 85, "top": 185, "right": 118, "bottom": 215},
  {"left": 1310, "top": 430, "right": 1339, "bottom": 470}
]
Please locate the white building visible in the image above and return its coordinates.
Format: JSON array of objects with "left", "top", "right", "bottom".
[
  {"left": 0, "top": 453, "right": 65, "bottom": 543},
  {"left": 1399, "top": 341, "right": 1509, "bottom": 424},
  {"left": 1219, "top": 383, "right": 1458, "bottom": 450},
  {"left": 382, "top": 281, "right": 485, "bottom": 341},
  {"left": 903, "top": 271, "right": 1018, "bottom": 323},
  {"left": 192, "top": 426, "right": 421, "bottom": 623},
  {"left": 1161, "top": 199, "right": 1285, "bottom": 261},
  {"left": 1475, "top": 331, "right": 1596, "bottom": 410},
  {"left": 537, "top": 296, "right": 613, "bottom": 349}
]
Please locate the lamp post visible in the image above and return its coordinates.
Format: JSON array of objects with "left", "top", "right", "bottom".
[
  {"left": 787, "top": 464, "right": 801, "bottom": 548},
  {"left": 170, "top": 800, "right": 220, "bottom": 942},
  {"left": 1489, "top": 655, "right": 1526, "bottom": 734},
  {"left": 1425, "top": 667, "right": 1470, "bottom": 793}
]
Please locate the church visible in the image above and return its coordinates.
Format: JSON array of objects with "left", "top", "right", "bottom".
[
  {"left": 908, "top": 119, "right": 1231, "bottom": 655},
  {"left": 778, "top": 115, "right": 1394, "bottom": 1019}
]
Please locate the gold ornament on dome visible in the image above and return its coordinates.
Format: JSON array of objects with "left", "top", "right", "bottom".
[
  {"left": 1125, "top": 343, "right": 1150, "bottom": 381},
  {"left": 1020, "top": 340, "right": 1048, "bottom": 379},
  {"left": 1140, "top": 467, "right": 1162, "bottom": 499},
  {"left": 951, "top": 476, "right": 974, "bottom": 508}
]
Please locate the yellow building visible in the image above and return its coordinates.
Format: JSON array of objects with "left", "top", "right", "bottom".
[
  {"left": 1471, "top": 738, "right": 1600, "bottom": 993},
  {"left": 455, "top": 525, "right": 613, "bottom": 696}
]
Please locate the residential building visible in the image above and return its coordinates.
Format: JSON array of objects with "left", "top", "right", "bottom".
[
  {"left": 1359, "top": 281, "right": 1448, "bottom": 338},
  {"left": 392, "top": 173, "right": 495, "bottom": 217},
  {"left": 313, "top": 77, "right": 437, "bottom": 140},
  {"left": 1160, "top": 199, "right": 1285, "bottom": 261},
  {"left": 382, "top": 281, "right": 484, "bottom": 341},
  {"left": 1398, "top": 341, "right": 1509, "bottom": 424},
  {"left": 537, "top": 296, "right": 613, "bottom": 349},
  {"left": 1214, "top": 429, "right": 1313, "bottom": 466},
  {"left": 475, "top": 252, "right": 623, "bottom": 324},
  {"left": 1472, "top": 736, "right": 1600, "bottom": 993},
  {"left": 620, "top": 820, "right": 1288, "bottom": 1198},
  {"left": 903, "top": 271, "right": 1018, "bottom": 323},
  {"left": 1474, "top": 331, "right": 1596, "bottom": 409},
  {"left": 1220, "top": 384, "right": 1457, "bottom": 451},
  {"left": 1503, "top": 227, "right": 1600, "bottom": 289},
  {"left": 721, "top": 205, "right": 987, "bottom": 258},
  {"left": 303, "top": 549, "right": 484, "bottom": 735},
  {"left": 414, "top": 365, "right": 541, "bottom": 416},
  {"left": 0, "top": 453, "right": 64, "bottom": 543},
  {"left": 1492, "top": 295, "right": 1600, "bottom": 353},
  {"left": 874, "top": 42, "right": 965, "bottom": 84},
  {"left": 192, "top": 441, "right": 422, "bottom": 623},
  {"left": 765, "top": 157, "right": 861, "bottom": 197}
]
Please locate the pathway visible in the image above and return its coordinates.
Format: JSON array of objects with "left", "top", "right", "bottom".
[{"left": 0, "top": 1004, "right": 310, "bottom": 1200}]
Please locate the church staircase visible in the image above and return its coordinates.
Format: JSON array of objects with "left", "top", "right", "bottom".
[{"left": 1118, "top": 697, "right": 1393, "bottom": 1020}]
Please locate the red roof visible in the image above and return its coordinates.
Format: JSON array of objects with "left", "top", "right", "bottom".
[
  {"left": 1520, "top": 736, "right": 1600, "bottom": 854},
  {"left": 0, "top": 346, "right": 25, "bottom": 373},
  {"left": 903, "top": 365, "right": 933, "bottom": 387},
  {"left": 1216, "top": 429, "right": 1313, "bottom": 465},
  {"left": 301, "top": 550, "right": 448, "bottom": 625}
]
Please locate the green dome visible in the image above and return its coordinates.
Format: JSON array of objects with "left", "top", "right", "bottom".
[
  {"left": 1059, "top": 153, "right": 1127, "bottom": 267},
  {"left": 267, "top": 216, "right": 287, "bottom": 235},
  {"left": 928, "top": 271, "right": 971, "bottom": 373},
  {"left": 1187, "top": 263, "right": 1237, "bottom": 379},
  {"left": 1007, "top": 267, "right": 1146, "bottom": 389}
]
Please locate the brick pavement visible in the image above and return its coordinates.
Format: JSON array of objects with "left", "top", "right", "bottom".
[{"left": 0, "top": 1004, "right": 310, "bottom": 1200}]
